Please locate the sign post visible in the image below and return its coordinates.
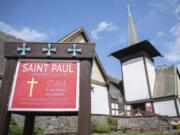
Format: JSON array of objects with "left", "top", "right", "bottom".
[{"left": 0, "top": 42, "right": 95, "bottom": 135}]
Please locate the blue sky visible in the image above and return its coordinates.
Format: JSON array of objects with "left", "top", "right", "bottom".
[{"left": 0, "top": 0, "right": 180, "bottom": 78}]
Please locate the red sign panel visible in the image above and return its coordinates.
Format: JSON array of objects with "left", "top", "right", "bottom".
[{"left": 8, "top": 60, "right": 79, "bottom": 111}]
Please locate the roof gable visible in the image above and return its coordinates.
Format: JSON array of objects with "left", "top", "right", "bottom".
[
  {"left": 57, "top": 27, "right": 108, "bottom": 83},
  {"left": 57, "top": 27, "right": 90, "bottom": 43},
  {"left": 91, "top": 58, "right": 107, "bottom": 83}
]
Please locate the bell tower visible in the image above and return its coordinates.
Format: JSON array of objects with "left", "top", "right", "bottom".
[{"left": 111, "top": 6, "right": 162, "bottom": 110}]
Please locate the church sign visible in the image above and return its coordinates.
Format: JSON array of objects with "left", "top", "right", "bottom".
[
  {"left": 8, "top": 60, "right": 79, "bottom": 111},
  {"left": 0, "top": 42, "right": 95, "bottom": 135}
]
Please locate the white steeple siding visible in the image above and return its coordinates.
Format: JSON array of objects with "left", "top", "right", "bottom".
[
  {"left": 122, "top": 57, "right": 150, "bottom": 101},
  {"left": 177, "top": 73, "right": 180, "bottom": 98},
  {"left": 176, "top": 99, "right": 180, "bottom": 114},
  {"left": 145, "top": 58, "right": 156, "bottom": 96}
]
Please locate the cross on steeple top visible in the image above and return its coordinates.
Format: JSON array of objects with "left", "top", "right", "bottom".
[
  {"left": 68, "top": 44, "right": 81, "bottom": 57},
  {"left": 17, "top": 43, "right": 31, "bottom": 56},
  {"left": 42, "top": 43, "right": 56, "bottom": 56},
  {"left": 127, "top": 4, "right": 131, "bottom": 17}
]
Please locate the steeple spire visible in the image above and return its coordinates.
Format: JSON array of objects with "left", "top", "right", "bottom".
[{"left": 127, "top": 5, "right": 138, "bottom": 46}]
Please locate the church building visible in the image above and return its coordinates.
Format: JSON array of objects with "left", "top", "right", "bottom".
[
  {"left": 111, "top": 6, "right": 180, "bottom": 117},
  {"left": 0, "top": 7, "right": 179, "bottom": 133}
]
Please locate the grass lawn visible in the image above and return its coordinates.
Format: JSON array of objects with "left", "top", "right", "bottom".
[{"left": 92, "top": 132, "right": 172, "bottom": 135}]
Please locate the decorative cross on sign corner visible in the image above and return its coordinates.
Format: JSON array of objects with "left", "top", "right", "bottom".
[
  {"left": 17, "top": 43, "right": 31, "bottom": 56},
  {"left": 27, "top": 77, "right": 38, "bottom": 97},
  {"left": 67, "top": 44, "right": 81, "bottom": 57},
  {"left": 42, "top": 43, "right": 56, "bottom": 56}
]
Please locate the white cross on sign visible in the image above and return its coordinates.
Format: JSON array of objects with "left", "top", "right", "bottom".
[
  {"left": 17, "top": 43, "right": 31, "bottom": 56},
  {"left": 68, "top": 44, "right": 81, "bottom": 57},
  {"left": 27, "top": 77, "right": 38, "bottom": 97},
  {"left": 42, "top": 43, "right": 56, "bottom": 56}
]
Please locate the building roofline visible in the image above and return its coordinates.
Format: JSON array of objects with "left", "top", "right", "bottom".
[
  {"left": 56, "top": 27, "right": 108, "bottom": 82},
  {"left": 57, "top": 27, "right": 91, "bottom": 43},
  {"left": 111, "top": 40, "right": 162, "bottom": 60}
]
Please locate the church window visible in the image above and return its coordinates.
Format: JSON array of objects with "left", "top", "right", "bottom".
[
  {"left": 111, "top": 103, "right": 115, "bottom": 109},
  {"left": 112, "top": 110, "right": 116, "bottom": 115},
  {"left": 111, "top": 102, "right": 119, "bottom": 116}
]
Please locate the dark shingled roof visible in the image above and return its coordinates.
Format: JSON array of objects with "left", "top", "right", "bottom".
[
  {"left": 108, "top": 75, "right": 121, "bottom": 85},
  {"left": 153, "top": 65, "right": 180, "bottom": 98},
  {"left": 107, "top": 75, "right": 125, "bottom": 100},
  {"left": 111, "top": 40, "right": 162, "bottom": 60}
]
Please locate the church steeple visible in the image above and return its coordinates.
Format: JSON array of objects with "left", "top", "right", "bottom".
[
  {"left": 111, "top": 5, "right": 162, "bottom": 114},
  {"left": 127, "top": 5, "right": 138, "bottom": 46}
]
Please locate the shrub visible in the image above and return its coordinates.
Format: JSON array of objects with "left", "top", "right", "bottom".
[
  {"left": 176, "top": 124, "right": 180, "bottom": 129},
  {"left": 107, "top": 117, "right": 117, "bottom": 131},
  {"left": 122, "top": 127, "right": 127, "bottom": 133},
  {"left": 93, "top": 123, "right": 111, "bottom": 133},
  {"left": 9, "top": 118, "right": 23, "bottom": 135},
  {"left": 34, "top": 125, "right": 43, "bottom": 135},
  {"left": 91, "top": 120, "right": 97, "bottom": 132},
  {"left": 9, "top": 118, "right": 43, "bottom": 135},
  {"left": 91, "top": 117, "right": 117, "bottom": 133},
  {"left": 140, "top": 128, "right": 144, "bottom": 133}
]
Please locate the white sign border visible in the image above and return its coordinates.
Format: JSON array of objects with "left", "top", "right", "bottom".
[{"left": 8, "top": 59, "right": 80, "bottom": 112}]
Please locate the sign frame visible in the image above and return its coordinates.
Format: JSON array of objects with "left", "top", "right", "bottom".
[
  {"left": 0, "top": 42, "right": 95, "bottom": 135},
  {"left": 8, "top": 59, "right": 80, "bottom": 112}
]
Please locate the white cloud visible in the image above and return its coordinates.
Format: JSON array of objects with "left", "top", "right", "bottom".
[
  {"left": 148, "top": 2, "right": 167, "bottom": 12},
  {"left": 148, "top": 0, "right": 180, "bottom": 20},
  {"left": 91, "top": 21, "right": 119, "bottom": 40},
  {"left": 156, "top": 32, "right": 164, "bottom": 37},
  {"left": 175, "top": 5, "right": 180, "bottom": 14},
  {"left": 165, "top": 23, "right": 180, "bottom": 61},
  {"left": 167, "top": 0, "right": 180, "bottom": 19},
  {"left": 0, "top": 21, "right": 47, "bottom": 41}
]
